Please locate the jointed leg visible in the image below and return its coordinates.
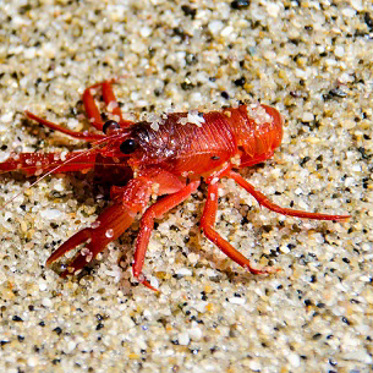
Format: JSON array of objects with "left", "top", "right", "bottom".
[
  {"left": 133, "top": 180, "right": 200, "bottom": 291},
  {"left": 227, "top": 170, "right": 350, "bottom": 221},
  {"left": 200, "top": 180, "right": 274, "bottom": 275}
]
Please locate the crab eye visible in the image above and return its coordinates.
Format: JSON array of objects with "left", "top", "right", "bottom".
[
  {"left": 103, "top": 120, "right": 120, "bottom": 134},
  {"left": 120, "top": 139, "right": 137, "bottom": 154}
]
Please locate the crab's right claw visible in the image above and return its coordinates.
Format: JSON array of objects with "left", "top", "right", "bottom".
[
  {"left": 46, "top": 202, "right": 138, "bottom": 277},
  {"left": 46, "top": 228, "right": 92, "bottom": 266},
  {"left": 46, "top": 228, "right": 96, "bottom": 276}
]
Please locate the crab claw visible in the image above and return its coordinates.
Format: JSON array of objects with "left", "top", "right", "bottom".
[
  {"left": 46, "top": 228, "right": 92, "bottom": 267},
  {"left": 60, "top": 252, "right": 94, "bottom": 278},
  {"left": 46, "top": 202, "right": 138, "bottom": 277},
  {"left": 46, "top": 228, "right": 95, "bottom": 276}
]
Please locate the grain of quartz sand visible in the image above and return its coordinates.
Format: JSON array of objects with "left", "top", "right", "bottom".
[{"left": 0, "top": 1, "right": 372, "bottom": 373}]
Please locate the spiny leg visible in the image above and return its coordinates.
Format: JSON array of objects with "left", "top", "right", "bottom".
[
  {"left": 133, "top": 180, "right": 200, "bottom": 291},
  {"left": 227, "top": 170, "right": 350, "bottom": 221},
  {"left": 200, "top": 180, "right": 274, "bottom": 275}
]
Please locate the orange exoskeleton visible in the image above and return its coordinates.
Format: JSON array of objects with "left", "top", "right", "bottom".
[{"left": 0, "top": 80, "right": 350, "bottom": 290}]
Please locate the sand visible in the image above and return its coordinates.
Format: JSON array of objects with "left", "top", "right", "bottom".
[{"left": 0, "top": 1, "right": 372, "bottom": 372}]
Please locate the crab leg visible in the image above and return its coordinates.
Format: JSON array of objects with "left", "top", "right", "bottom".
[
  {"left": 199, "top": 168, "right": 349, "bottom": 275},
  {"left": 133, "top": 180, "right": 200, "bottom": 290},
  {"left": 227, "top": 170, "right": 350, "bottom": 221},
  {"left": 200, "top": 179, "right": 273, "bottom": 274}
]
